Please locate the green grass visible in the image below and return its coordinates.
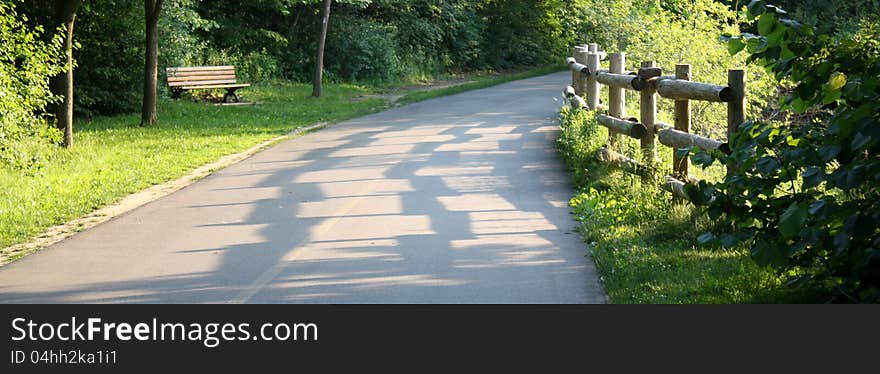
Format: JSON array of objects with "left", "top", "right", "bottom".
[
  {"left": 557, "top": 108, "right": 812, "bottom": 303},
  {"left": 0, "top": 66, "right": 561, "bottom": 254},
  {"left": 396, "top": 65, "right": 565, "bottom": 104}
]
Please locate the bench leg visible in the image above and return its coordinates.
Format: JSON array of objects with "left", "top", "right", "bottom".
[
  {"left": 223, "top": 88, "right": 240, "bottom": 103},
  {"left": 171, "top": 88, "right": 183, "bottom": 100}
]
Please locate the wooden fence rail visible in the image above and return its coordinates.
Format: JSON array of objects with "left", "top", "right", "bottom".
[{"left": 564, "top": 43, "right": 746, "bottom": 203}]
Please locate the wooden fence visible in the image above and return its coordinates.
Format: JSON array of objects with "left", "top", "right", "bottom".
[{"left": 563, "top": 43, "right": 746, "bottom": 202}]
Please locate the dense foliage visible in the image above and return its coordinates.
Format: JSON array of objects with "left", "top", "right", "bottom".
[
  {"left": 8, "top": 0, "right": 584, "bottom": 117},
  {"left": 12, "top": 0, "right": 764, "bottom": 120},
  {"left": 691, "top": 1, "right": 880, "bottom": 302},
  {"left": 0, "top": 2, "right": 62, "bottom": 173}
]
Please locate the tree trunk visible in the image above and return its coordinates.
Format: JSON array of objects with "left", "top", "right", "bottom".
[
  {"left": 49, "top": 0, "right": 81, "bottom": 148},
  {"left": 312, "top": 0, "right": 332, "bottom": 98},
  {"left": 141, "top": 0, "right": 164, "bottom": 126}
]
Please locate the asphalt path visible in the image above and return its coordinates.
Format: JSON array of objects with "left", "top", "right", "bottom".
[{"left": 0, "top": 71, "right": 605, "bottom": 303}]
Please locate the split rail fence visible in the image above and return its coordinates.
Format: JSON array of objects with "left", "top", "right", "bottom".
[{"left": 563, "top": 43, "right": 746, "bottom": 202}]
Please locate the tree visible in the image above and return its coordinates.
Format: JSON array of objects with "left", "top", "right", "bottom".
[
  {"left": 312, "top": 0, "right": 332, "bottom": 97},
  {"left": 48, "top": 0, "right": 82, "bottom": 147},
  {"left": 142, "top": 0, "right": 164, "bottom": 126}
]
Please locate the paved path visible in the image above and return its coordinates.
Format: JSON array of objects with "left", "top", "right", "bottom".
[{"left": 0, "top": 72, "right": 605, "bottom": 303}]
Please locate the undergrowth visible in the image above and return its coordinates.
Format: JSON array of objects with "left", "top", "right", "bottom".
[{"left": 557, "top": 106, "right": 813, "bottom": 303}]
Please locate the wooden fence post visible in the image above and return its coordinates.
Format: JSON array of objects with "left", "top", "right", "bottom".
[
  {"left": 726, "top": 69, "right": 746, "bottom": 176},
  {"left": 570, "top": 46, "right": 577, "bottom": 90},
  {"left": 585, "top": 51, "right": 600, "bottom": 110},
  {"left": 608, "top": 53, "right": 626, "bottom": 151},
  {"left": 673, "top": 64, "right": 691, "bottom": 180},
  {"left": 575, "top": 47, "right": 589, "bottom": 96},
  {"left": 639, "top": 61, "right": 658, "bottom": 165},
  {"left": 572, "top": 46, "right": 585, "bottom": 95}
]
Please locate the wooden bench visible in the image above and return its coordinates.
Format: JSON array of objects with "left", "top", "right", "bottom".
[{"left": 166, "top": 65, "right": 251, "bottom": 103}]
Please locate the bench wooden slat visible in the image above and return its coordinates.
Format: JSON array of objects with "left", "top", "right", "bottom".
[
  {"left": 167, "top": 66, "right": 235, "bottom": 73},
  {"left": 168, "top": 75, "right": 237, "bottom": 83},
  {"left": 170, "top": 79, "right": 240, "bottom": 87},
  {"left": 167, "top": 70, "right": 235, "bottom": 77},
  {"left": 179, "top": 83, "right": 251, "bottom": 90}
]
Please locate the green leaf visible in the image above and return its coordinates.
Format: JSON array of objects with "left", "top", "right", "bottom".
[
  {"left": 852, "top": 132, "right": 872, "bottom": 151},
  {"left": 751, "top": 240, "right": 788, "bottom": 267},
  {"left": 808, "top": 199, "right": 826, "bottom": 215},
  {"left": 746, "top": 36, "right": 768, "bottom": 53},
  {"left": 758, "top": 13, "right": 778, "bottom": 35},
  {"left": 766, "top": 26, "right": 785, "bottom": 47},
  {"left": 697, "top": 232, "right": 715, "bottom": 244},
  {"left": 826, "top": 72, "right": 847, "bottom": 91},
  {"left": 747, "top": 1, "right": 766, "bottom": 20},
  {"left": 691, "top": 151, "right": 715, "bottom": 167},
  {"left": 833, "top": 232, "right": 850, "bottom": 253},
  {"left": 790, "top": 97, "right": 809, "bottom": 113},
  {"left": 831, "top": 167, "right": 863, "bottom": 190},
  {"left": 779, "top": 202, "right": 807, "bottom": 239},
  {"left": 756, "top": 156, "right": 781, "bottom": 176},
  {"left": 727, "top": 37, "right": 746, "bottom": 55},
  {"left": 779, "top": 19, "right": 803, "bottom": 30},
  {"left": 720, "top": 232, "right": 750, "bottom": 247},
  {"left": 802, "top": 166, "right": 824, "bottom": 189},
  {"left": 674, "top": 148, "right": 690, "bottom": 158},
  {"left": 765, "top": 5, "right": 788, "bottom": 15},
  {"left": 818, "top": 145, "right": 841, "bottom": 162},
  {"left": 780, "top": 46, "right": 795, "bottom": 60},
  {"left": 822, "top": 89, "right": 841, "bottom": 105}
]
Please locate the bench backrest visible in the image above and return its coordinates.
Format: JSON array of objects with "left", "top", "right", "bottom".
[{"left": 166, "top": 66, "right": 238, "bottom": 87}]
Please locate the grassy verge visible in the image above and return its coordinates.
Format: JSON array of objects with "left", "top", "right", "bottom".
[
  {"left": 556, "top": 108, "right": 811, "bottom": 303},
  {"left": 396, "top": 65, "right": 565, "bottom": 104},
  {"left": 0, "top": 65, "right": 560, "bottom": 257}
]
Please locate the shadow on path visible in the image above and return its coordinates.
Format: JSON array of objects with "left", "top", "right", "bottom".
[{"left": 0, "top": 72, "right": 605, "bottom": 303}]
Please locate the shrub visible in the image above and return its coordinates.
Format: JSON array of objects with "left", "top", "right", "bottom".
[
  {"left": 557, "top": 106, "right": 604, "bottom": 182},
  {"left": 325, "top": 16, "right": 401, "bottom": 84},
  {"left": 694, "top": 1, "right": 880, "bottom": 302},
  {"left": 0, "top": 2, "right": 63, "bottom": 173},
  {"left": 200, "top": 48, "right": 279, "bottom": 83}
]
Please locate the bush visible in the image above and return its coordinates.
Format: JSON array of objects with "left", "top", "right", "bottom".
[
  {"left": 695, "top": 2, "right": 880, "bottom": 302},
  {"left": 325, "top": 16, "right": 401, "bottom": 84},
  {"left": 0, "top": 2, "right": 63, "bottom": 173},
  {"left": 481, "top": 0, "right": 567, "bottom": 68},
  {"left": 73, "top": 0, "right": 143, "bottom": 117},
  {"left": 200, "top": 48, "right": 279, "bottom": 83},
  {"left": 556, "top": 106, "right": 604, "bottom": 182}
]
